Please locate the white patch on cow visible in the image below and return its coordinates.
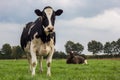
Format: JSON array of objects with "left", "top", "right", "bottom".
[
  {"left": 44, "top": 8, "right": 53, "bottom": 27},
  {"left": 32, "top": 67, "right": 36, "bottom": 76},
  {"left": 47, "top": 67, "right": 51, "bottom": 76},
  {"left": 44, "top": 8, "right": 54, "bottom": 33},
  {"left": 41, "top": 39, "right": 54, "bottom": 55},
  {"left": 84, "top": 59, "right": 88, "bottom": 64},
  {"left": 30, "top": 32, "right": 54, "bottom": 56},
  {"left": 28, "top": 23, "right": 35, "bottom": 35}
]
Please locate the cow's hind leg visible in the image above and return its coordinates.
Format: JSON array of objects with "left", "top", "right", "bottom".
[
  {"left": 39, "top": 56, "right": 43, "bottom": 73},
  {"left": 26, "top": 53, "right": 32, "bottom": 72}
]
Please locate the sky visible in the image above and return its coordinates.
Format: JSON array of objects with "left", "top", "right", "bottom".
[{"left": 0, "top": 0, "right": 120, "bottom": 54}]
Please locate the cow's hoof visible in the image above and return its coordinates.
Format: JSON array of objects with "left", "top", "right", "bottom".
[{"left": 32, "top": 74, "right": 35, "bottom": 77}]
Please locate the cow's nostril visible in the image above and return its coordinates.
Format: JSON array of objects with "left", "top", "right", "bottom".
[
  {"left": 48, "top": 27, "right": 54, "bottom": 31},
  {"left": 48, "top": 27, "right": 50, "bottom": 30},
  {"left": 51, "top": 27, "right": 54, "bottom": 30}
]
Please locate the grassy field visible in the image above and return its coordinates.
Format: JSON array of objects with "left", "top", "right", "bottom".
[{"left": 0, "top": 59, "right": 120, "bottom": 80}]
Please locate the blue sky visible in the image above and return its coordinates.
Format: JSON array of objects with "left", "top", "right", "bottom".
[{"left": 0, "top": 0, "right": 120, "bottom": 54}]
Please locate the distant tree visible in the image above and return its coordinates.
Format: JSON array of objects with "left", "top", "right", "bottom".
[
  {"left": 53, "top": 51, "right": 59, "bottom": 59},
  {"left": 111, "top": 41, "right": 117, "bottom": 54},
  {"left": 116, "top": 38, "right": 120, "bottom": 54},
  {"left": 72, "top": 42, "right": 84, "bottom": 54},
  {"left": 53, "top": 51, "right": 66, "bottom": 59},
  {"left": 88, "top": 40, "right": 103, "bottom": 55},
  {"left": 12, "top": 46, "right": 24, "bottom": 59},
  {"left": 0, "top": 50, "right": 2, "bottom": 58},
  {"left": 1, "top": 43, "right": 12, "bottom": 59},
  {"left": 104, "top": 41, "right": 118, "bottom": 55},
  {"left": 65, "top": 41, "right": 84, "bottom": 54},
  {"left": 104, "top": 42, "right": 112, "bottom": 55},
  {"left": 65, "top": 41, "right": 74, "bottom": 53}
]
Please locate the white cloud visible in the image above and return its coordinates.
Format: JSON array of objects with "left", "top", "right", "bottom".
[
  {"left": 0, "top": 22, "right": 23, "bottom": 48},
  {"left": 57, "top": 8, "right": 120, "bottom": 33},
  {"left": 55, "top": 8, "right": 120, "bottom": 53}
]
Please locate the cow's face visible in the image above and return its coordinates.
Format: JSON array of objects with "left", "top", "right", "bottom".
[{"left": 35, "top": 6, "right": 63, "bottom": 35}]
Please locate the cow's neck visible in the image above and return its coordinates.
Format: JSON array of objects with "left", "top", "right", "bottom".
[
  {"left": 33, "top": 18, "right": 52, "bottom": 43},
  {"left": 40, "top": 32, "right": 51, "bottom": 43},
  {"left": 37, "top": 27, "right": 51, "bottom": 43}
]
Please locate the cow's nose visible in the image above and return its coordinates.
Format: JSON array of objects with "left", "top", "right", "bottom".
[{"left": 48, "top": 27, "right": 54, "bottom": 31}]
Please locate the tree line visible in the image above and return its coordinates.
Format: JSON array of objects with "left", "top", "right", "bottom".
[
  {"left": 0, "top": 43, "right": 66, "bottom": 59},
  {"left": 0, "top": 38, "right": 120, "bottom": 59},
  {"left": 0, "top": 44, "right": 25, "bottom": 59},
  {"left": 88, "top": 39, "right": 120, "bottom": 55},
  {"left": 65, "top": 38, "right": 120, "bottom": 55}
]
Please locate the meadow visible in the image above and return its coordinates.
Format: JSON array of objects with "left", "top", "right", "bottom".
[{"left": 0, "top": 59, "right": 120, "bottom": 80}]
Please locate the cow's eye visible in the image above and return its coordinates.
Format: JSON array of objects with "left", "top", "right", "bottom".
[{"left": 43, "top": 17, "right": 48, "bottom": 22}]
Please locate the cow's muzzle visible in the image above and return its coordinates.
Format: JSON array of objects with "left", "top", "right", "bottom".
[{"left": 48, "top": 27, "right": 54, "bottom": 32}]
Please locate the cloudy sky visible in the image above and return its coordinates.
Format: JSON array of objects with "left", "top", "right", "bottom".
[{"left": 0, "top": 0, "right": 120, "bottom": 54}]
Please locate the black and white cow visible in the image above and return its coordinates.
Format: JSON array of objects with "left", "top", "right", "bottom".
[{"left": 20, "top": 6, "right": 63, "bottom": 76}]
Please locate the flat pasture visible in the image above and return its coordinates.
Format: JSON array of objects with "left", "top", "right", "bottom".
[{"left": 0, "top": 59, "right": 120, "bottom": 80}]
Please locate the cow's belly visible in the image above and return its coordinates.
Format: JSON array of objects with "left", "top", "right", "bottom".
[
  {"left": 24, "top": 38, "right": 54, "bottom": 56},
  {"left": 39, "top": 44, "right": 52, "bottom": 56},
  {"left": 32, "top": 38, "right": 54, "bottom": 56}
]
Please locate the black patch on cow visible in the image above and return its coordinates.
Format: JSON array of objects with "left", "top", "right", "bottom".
[
  {"left": 42, "top": 12, "right": 49, "bottom": 27},
  {"left": 20, "top": 22, "right": 33, "bottom": 50}
]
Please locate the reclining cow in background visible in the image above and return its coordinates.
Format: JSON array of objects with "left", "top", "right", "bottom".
[
  {"left": 20, "top": 6, "right": 63, "bottom": 76},
  {"left": 66, "top": 51, "right": 88, "bottom": 64}
]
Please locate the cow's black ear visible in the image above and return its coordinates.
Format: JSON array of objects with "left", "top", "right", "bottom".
[
  {"left": 55, "top": 9, "right": 63, "bottom": 16},
  {"left": 34, "top": 9, "right": 42, "bottom": 16}
]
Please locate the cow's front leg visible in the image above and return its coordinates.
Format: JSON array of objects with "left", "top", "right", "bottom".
[
  {"left": 30, "top": 42, "right": 37, "bottom": 76},
  {"left": 46, "top": 48, "right": 54, "bottom": 76}
]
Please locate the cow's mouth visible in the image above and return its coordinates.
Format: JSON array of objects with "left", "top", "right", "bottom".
[{"left": 48, "top": 30, "right": 54, "bottom": 33}]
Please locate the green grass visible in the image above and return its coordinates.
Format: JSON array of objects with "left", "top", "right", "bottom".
[{"left": 0, "top": 59, "right": 120, "bottom": 80}]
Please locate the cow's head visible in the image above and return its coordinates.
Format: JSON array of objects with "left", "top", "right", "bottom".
[
  {"left": 69, "top": 51, "right": 75, "bottom": 58},
  {"left": 34, "top": 6, "right": 63, "bottom": 35}
]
